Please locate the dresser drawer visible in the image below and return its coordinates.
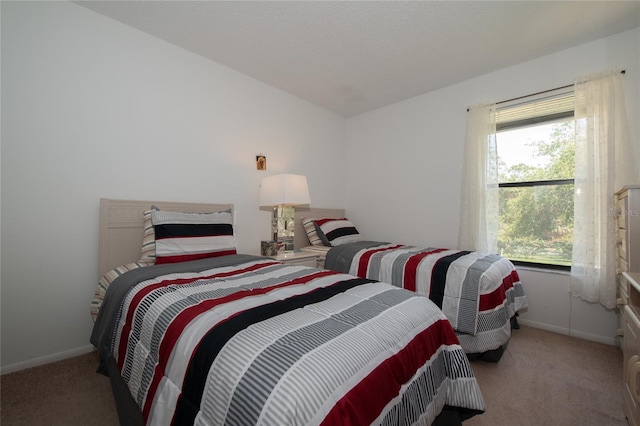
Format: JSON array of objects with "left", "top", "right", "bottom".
[
  {"left": 273, "top": 251, "right": 319, "bottom": 268},
  {"left": 621, "top": 274, "right": 631, "bottom": 306},
  {"left": 620, "top": 229, "right": 629, "bottom": 260},
  {"left": 627, "top": 273, "right": 640, "bottom": 315},
  {"left": 620, "top": 256, "right": 630, "bottom": 274},
  {"left": 618, "top": 194, "right": 629, "bottom": 229}
]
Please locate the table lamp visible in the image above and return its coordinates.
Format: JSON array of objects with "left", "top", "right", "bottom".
[{"left": 259, "top": 174, "right": 311, "bottom": 254}]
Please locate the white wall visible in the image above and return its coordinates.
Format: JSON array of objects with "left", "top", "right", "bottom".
[
  {"left": 2, "top": 2, "right": 638, "bottom": 373},
  {"left": 345, "top": 27, "right": 640, "bottom": 346},
  {"left": 0, "top": 1, "right": 346, "bottom": 372}
]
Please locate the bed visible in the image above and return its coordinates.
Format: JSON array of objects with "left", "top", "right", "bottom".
[
  {"left": 90, "top": 199, "right": 485, "bottom": 425},
  {"left": 293, "top": 208, "right": 528, "bottom": 361}
]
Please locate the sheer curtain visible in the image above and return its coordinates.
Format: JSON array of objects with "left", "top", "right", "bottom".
[
  {"left": 570, "top": 69, "right": 637, "bottom": 309},
  {"left": 459, "top": 70, "right": 636, "bottom": 308},
  {"left": 458, "top": 104, "right": 499, "bottom": 254}
]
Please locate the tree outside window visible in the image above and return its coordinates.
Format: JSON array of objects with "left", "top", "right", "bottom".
[{"left": 496, "top": 112, "right": 575, "bottom": 269}]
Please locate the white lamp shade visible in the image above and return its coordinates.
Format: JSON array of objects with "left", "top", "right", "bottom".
[{"left": 260, "top": 174, "right": 311, "bottom": 207}]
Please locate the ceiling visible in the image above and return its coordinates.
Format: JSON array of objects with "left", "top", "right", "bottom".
[{"left": 75, "top": 1, "right": 640, "bottom": 118}]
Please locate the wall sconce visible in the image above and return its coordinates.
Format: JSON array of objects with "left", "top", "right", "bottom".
[{"left": 259, "top": 174, "right": 311, "bottom": 254}]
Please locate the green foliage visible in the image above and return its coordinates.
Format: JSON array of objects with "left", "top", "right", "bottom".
[{"left": 497, "top": 121, "right": 575, "bottom": 265}]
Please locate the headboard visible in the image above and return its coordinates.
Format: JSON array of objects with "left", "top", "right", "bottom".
[
  {"left": 293, "top": 207, "right": 346, "bottom": 249},
  {"left": 98, "top": 198, "right": 233, "bottom": 277}
]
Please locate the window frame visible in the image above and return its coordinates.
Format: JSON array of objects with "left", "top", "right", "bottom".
[{"left": 495, "top": 104, "right": 575, "bottom": 271}]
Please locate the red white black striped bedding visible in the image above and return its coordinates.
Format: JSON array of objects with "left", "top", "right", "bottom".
[
  {"left": 324, "top": 242, "right": 528, "bottom": 355},
  {"left": 91, "top": 255, "right": 485, "bottom": 425}
]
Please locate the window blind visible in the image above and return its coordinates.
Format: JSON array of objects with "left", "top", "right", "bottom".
[{"left": 496, "top": 89, "right": 574, "bottom": 131}]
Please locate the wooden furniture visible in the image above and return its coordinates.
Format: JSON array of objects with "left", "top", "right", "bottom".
[
  {"left": 616, "top": 187, "right": 639, "bottom": 344},
  {"left": 299, "top": 247, "right": 330, "bottom": 268},
  {"left": 272, "top": 251, "right": 319, "bottom": 268},
  {"left": 616, "top": 186, "right": 640, "bottom": 275},
  {"left": 622, "top": 272, "right": 640, "bottom": 426},
  {"left": 617, "top": 186, "right": 640, "bottom": 426}
]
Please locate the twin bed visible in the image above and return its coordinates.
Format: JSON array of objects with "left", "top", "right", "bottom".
[
  {"left": 90, "top": 199, "right": 487, "bottom": 425},
  {"left": 293, "top": 209, "right": 528, "bottom": 361}
]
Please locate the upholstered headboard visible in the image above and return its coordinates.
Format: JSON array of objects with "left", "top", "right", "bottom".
[
  {"left": 98, "top": 199, "right": 233, "bottom": 277},
  {"left": 293, "top": 207, "right": 346, "bottom": 249}
]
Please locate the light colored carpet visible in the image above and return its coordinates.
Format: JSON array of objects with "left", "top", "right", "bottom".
[
  {"left": 1, "top": 351, "right": 119, "bottom": 425},
  {"left": 466, "top": 325, "right": 625, "bottom": 426},
  {"left": 0, "top": 325, "right": 625, "bottom": 425}
]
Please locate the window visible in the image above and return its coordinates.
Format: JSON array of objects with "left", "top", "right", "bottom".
[
  {"left": 461, "top": 70, "right": 631, "bottom": 306},
  {"left": 495, "top": 90, "right": 575, "bottom": 270}
]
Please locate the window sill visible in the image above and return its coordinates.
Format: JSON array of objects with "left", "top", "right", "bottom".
[{"left": 515, "top": 265, "right": 571, "bottom": 275}]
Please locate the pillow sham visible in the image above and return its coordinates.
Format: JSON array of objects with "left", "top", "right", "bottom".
[
  {"left": 91, "top": 261, "right": 151, "bottom": 321},
  {"left": 151, "top": 208, "right": 237, "bottom": 264},
  {"left": 301, "top": 217, "right": 325, "bottom": 246},
  {"left": 313, "top": 221, "right": 331, "bottom": 246},
  {"left": 314, "top": 217, "right": 363, "bottom": 246},
  {"left": 138, "top": 210, "right": 156, "bottom": 263}
]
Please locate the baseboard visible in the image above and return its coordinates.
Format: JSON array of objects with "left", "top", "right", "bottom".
[
  {"left": 517, "top": 318, "right": 618, "bottom": 347},
  {"left": 1, "top": 344, "right": 96, "bottom": 375}
]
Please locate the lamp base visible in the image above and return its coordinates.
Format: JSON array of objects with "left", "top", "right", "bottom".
[{"left": 277, "top": 236, "right": 294, "bottom": 254}]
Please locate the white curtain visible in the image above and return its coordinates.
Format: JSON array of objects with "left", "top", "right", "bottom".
[
  {"left": 458, "top": 104, "right": 499, "bottom": 254},
  {"left": 570, "top": 69, "right": 637, "bottom": 309}
]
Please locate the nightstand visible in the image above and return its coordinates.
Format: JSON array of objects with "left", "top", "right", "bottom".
[
  {"left": 273, "top": 251, "right": 319, "bottom": 268},
  {"left": 300, "top": 247, "right": 329, "bottom": 269}
]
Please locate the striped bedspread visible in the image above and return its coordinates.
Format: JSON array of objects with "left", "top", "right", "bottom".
[
  {"left": 325, "top": 242, "right": 528, "bottom": 354},
  {"left": 92, "top": 255, "right": 485, "bottom": 425}
]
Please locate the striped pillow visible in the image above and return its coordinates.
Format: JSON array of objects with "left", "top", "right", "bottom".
[
  {"left": 138, "top": 210, "right": 156, "bottom": 263},
  {"left": 314, "top": 218, "right": 362, "bottom": 246},
  {"left": 91, "top": 261, "right": 151, "bottom": 321},
  {"left": 151, "top": 208, "right": 237, "bottom": 264},
  {"left": 301, "top": 217, "right": 325, "bottom": 246}
]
